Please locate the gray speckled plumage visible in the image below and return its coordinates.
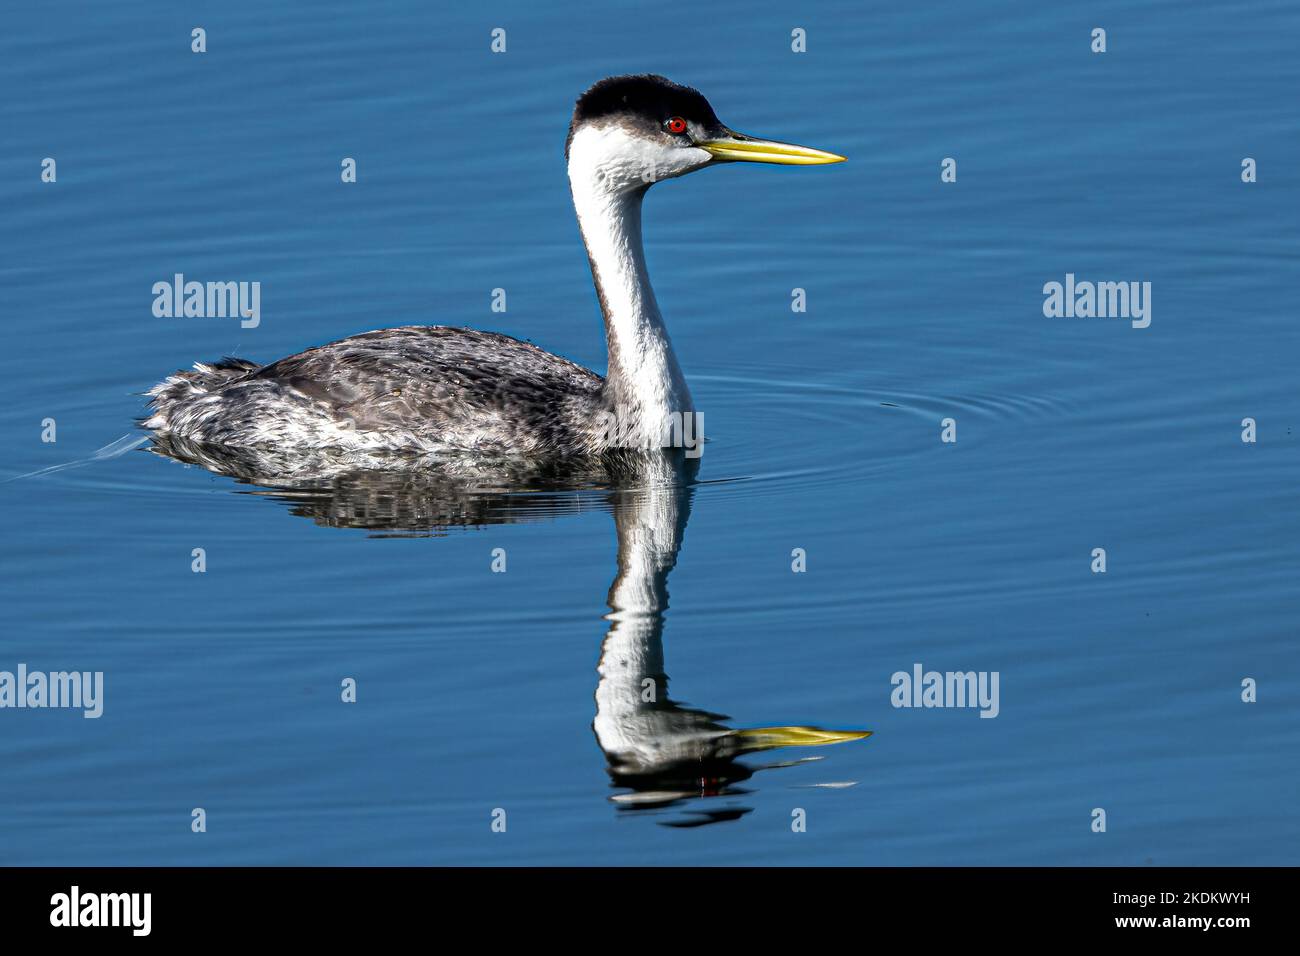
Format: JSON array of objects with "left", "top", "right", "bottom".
[{"left": 146, "top": 326, "right": 607, "bottom": 461}]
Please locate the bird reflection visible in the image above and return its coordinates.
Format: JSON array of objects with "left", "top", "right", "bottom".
[
  {"left": 596, "top": 468, "right": 868, "bottom": 824},
  {"left": 149, "top": 432, "right": 613, "bottom": 534},
  {"left": 149, "top": 437, "right": 871, "bottom": 824}
]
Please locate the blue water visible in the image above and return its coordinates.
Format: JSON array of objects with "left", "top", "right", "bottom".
[{"left": 2, "top": 0, "right": 1297, "bottom": 865}]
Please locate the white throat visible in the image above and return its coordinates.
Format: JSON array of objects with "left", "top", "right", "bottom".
[{"left": 567, "top": 125, "right": 696, "bottom": 433}]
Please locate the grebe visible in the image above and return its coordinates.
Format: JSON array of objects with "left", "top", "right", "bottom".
[{"left": 145, "top": 75, "right": 844, "bottom": 465}]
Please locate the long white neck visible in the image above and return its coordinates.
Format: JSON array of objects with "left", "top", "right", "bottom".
[{"left": 568, "top": 129, "right": 694, "bottom": 432}]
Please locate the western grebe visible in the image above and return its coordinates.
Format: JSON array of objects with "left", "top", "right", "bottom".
[{"left": 145, "top": 75, "right": 844, "bottom": 465}]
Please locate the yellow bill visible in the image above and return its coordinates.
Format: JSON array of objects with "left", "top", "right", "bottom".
[
  {"left": 730, "top": 726, "right": 872, "bottom": 751},
  {"left": 700, "top": 135, "right": 846, "bottom": 165}
]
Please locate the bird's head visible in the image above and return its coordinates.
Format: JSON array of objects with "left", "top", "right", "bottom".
[{"left": 566, "top": 74, "right": 845, "bottom": 195}]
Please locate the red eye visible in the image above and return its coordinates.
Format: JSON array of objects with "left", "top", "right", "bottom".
[{"left": 665, "top": 116, "right": 688, "bottom": 134}]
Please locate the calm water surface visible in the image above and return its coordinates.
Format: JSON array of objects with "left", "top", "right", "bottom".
[{"left": 1, "top": 0, "right": 1297, "bottom": 864}]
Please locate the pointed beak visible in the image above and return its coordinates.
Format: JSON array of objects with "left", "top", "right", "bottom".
[
  {"left": 729, "top": 726, "right": 871, "bottom": 751},
  {"left": 699, "top": 133, "right": 846, "bottom": 166}
]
